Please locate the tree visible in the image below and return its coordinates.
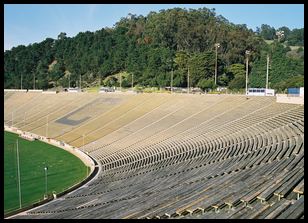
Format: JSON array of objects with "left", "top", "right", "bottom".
[
  {"left": 3, "top": 7, "right": 301, "bottom": 92},
  {"left": 188, "top": 52, "right": 215, "bottom": 87},
  {"left": 174, "top": 51, "right": 190, "bottom": 69},
  {"left": 250, "top": 42, "right": 304, "bottom": 89},
  {"left": 197, "top": 78, "right": 215, "bottom": 91},
  {"left": 226, "top": 64, "right": 245, "bottom": 80},
  {"left": 228, "top": 75, "right": 246, "bottom": 90},
  {"left": 57, "top": 32, "right": 67, "bottom": 40},
  {"left": 226, "top": 63, "right": 246, "bottom": 90},
  {"left": 287, "top": 28, "right": 304, "bottom": 46},
  {"left": 259, "top": 24, "right": 276, "bottom": 40}
]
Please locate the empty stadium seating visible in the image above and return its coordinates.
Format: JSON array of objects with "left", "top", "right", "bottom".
[{"left": 5, "top": 91, "right": 304, "bottom": 219}]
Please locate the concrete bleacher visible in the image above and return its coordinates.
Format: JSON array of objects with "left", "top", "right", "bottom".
[{"left": 5, "top": 92, "right": 304, "bottom": 219}]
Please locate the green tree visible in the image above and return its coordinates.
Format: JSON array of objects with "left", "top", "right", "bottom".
[
  {"left": 259, "top": 24, "right": 276, "bottom": 40},
  {"left": 226, "top": 64, "right": 245, "bottom": 79},
  {"left": 188, "top": 52, "right": 215, "bottom": 87},
  {"left": 228, "top": 76, "right": 246, "bottom": 90},
  {"left": 226, "top": 63, "right": 246, "bottom": 90},
  {"left": 287, "top": 28, "right": 304, "bottom": 46},
  {"left": 197, "top": 78, "right": 214, "bottom": 91}
]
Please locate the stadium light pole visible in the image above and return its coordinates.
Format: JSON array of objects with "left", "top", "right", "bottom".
[
  {"left": 16, "top": 139, "right": 22, "bottom": 209},
  {"left": 187, "top": 66, "right": 190, "bottom": 94},
  {"left": 69, "top": 73, "right": 71, "bottom": 89},
  {"left": 44, "top": 166, "right": 48, "bottom": 199},
  {"left": 119, "top": 73, "right": 122, "bottom": 91},
  {"left": 80, "top": 74, "right": 82, "bottom": 91},
  {"left": 266, "top": 54, "right": 269, "bottom": 89},
  {"left": 214, "top": 43, "right": 220, "bottom": 86},
  {"left": 21, "top": 73, "right": 23, "bottom": 90},
  {"left": 245, "top": 50, "right": 251, "bottom": 95},
  {"left": 171, "top": 68, "right": 173, "bottom": 94},
  {"left": 131, "top": 74, "right": 134, "bottom": 91}
]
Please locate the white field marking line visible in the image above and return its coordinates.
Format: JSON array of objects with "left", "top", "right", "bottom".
[{"left": 67, "top": 94, "right": 152, "bottom": 143}]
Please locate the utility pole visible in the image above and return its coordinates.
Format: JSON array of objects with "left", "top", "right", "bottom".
[
  {"left": 266, "top": 54, "right": 269, "bottom": 89},
  {"left": 33, "top": 73, "right": 35, "bottom": 90},
  {"left": 171, "top": 68, "right": 173, "bottom": 93},
  {"left": 16, "top": 139, "right": 22, "bottom": 209},
  {"left": 187, "top": 67, "right": 190, "bottom": 94},
  {"left": 44, "top": 166, "right": 48, "bottom": 199},
  {"left": 21, "top": 74, "right": 23, "bottom": 90},
  {"left": 131, "top": 74, "right": 134, "bottom": 91},
  {"left": 214, "top": 43, "right": 220, "bottom": 86},
  {"left": 245, "top": 50, "right": 251, "bottom": 95},
  {"left": 119, "top": 73, "right": 122, "bottom": 91},
  {"left": 80, "top": 74, "right": 82, "bottom": 90}
]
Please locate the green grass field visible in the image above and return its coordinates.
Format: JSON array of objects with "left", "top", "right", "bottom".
[{"left": 4, "top": 131, "right": 88, "bottom": 214}]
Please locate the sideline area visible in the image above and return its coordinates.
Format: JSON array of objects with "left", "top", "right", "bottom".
[{"left": 4, "top": 125, "right": 100, "bottom": 218}]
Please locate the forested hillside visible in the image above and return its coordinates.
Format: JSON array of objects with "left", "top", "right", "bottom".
[{"left": 4, "top": 7, "right": 304, "bottom": 92}]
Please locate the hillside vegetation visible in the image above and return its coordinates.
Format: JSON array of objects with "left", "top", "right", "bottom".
[{"left": 4, "top": 7, "right": 304, "bottom": 92}]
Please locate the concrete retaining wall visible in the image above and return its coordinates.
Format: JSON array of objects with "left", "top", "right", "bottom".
[
  {"left": 4, "top": 125, "right": 95, "bottom": 172},
  {"left": 276, "top": 94, "right": 304, "bottom": 105},
  {"left": 4, "top": 89, "right": 27, "bottom": 92}
]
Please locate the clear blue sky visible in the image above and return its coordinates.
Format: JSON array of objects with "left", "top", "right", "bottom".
[{"left": 4, "top": 4, "right": 304, "bottom": 51}]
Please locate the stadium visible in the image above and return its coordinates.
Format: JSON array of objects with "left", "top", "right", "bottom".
[{"left": 4, "top": 90, "right": 304, "bottom": 219}]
